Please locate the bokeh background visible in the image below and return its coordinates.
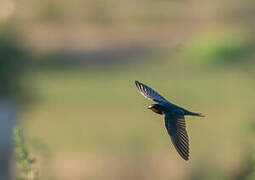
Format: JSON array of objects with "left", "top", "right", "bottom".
[{"left": 1, "top": 0, "right": 255, "bottom": 179}]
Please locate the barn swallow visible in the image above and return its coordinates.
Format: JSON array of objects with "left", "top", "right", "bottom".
[{"left": 135, "top": 80, "right": 205, "bottom": 161}]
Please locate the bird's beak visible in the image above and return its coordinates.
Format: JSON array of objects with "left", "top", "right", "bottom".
[{"left": 148, "top": 106, "right": 152, "bottom": 109}]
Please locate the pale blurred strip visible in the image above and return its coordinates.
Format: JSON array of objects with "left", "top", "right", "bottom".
[{"left": 0, "top": 0, "right": 15, "bottom": 22}]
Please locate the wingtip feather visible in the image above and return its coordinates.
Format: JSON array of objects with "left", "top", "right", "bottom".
[{"left": 134, "top": 80, "right": 140, "bottom": 87}]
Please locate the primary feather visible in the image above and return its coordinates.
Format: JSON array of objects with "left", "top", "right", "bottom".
[
  {"left": 165, "top": 110, "right": 189, "bottom": 161},
  {"left": 135, "top": 80, "right": 168, "bottom": 103}
]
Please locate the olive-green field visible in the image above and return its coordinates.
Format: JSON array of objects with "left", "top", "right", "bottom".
[{"left": 1, "top": 0, "right": 255, "bottom": 179}]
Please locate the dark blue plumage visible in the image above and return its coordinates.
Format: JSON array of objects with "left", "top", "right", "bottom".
[{"left": 135, "top": 80, "right": 205, "bottom": 161}]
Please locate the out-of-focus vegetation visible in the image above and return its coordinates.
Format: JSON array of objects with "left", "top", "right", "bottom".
[
  {"left": 14, "top": 127, "right": 38, "bottom": 180},
  {"left": 185, "top": 33, "right": 255, "bottom": 66},
  {"left": 0, "top": 26, "right": 30, "bottom": 100},
  {"left": 1, "top": 0, "right": 255, "bottom": 179}
]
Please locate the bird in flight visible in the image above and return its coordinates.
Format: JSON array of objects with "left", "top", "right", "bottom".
[{"left": 135, "top": 80, "right": 205, "bottom": 161}]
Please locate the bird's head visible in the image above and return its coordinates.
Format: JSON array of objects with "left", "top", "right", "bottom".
[{"left": 148, "top": 104, "right": 164, "bottom": 115}]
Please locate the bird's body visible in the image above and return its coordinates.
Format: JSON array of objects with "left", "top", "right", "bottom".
[{"left": 135, "top": 80, "right": 204, "bottom": 161}]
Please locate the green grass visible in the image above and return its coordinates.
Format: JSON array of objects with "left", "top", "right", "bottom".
[
  {"left": 6, "top": 0, "right": 255, "bottom": 178},
  {"left": 20, "top": 55, "right": 255, "bottom": 179}
]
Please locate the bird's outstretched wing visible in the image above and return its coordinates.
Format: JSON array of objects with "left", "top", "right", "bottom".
[
  {"left": 135, "top": 80, "right": 168, "bottom": 103},
  {"left": 165, "top": 110, "right": 189, "bottom": 161}
]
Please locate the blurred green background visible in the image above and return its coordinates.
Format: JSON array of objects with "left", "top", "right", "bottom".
[{"left": 1, "top": 0, "right": 255, "bottom": 179}]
